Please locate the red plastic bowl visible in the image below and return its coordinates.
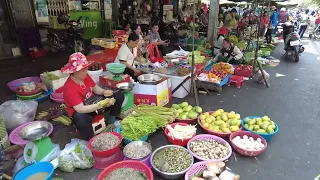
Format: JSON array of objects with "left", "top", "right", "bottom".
[
  {"left": 51, "top": 91, "right": 63, "bottom": 99},
  {"left": 88, "top": 132, "right": 123, "bottom": 157},
  {"left": 197, "top": 111, "right": 242, "bottom": 138},
  {"left": 164, "top": 122, "right": 196, "bottom": 146},
  {"left": 229, "top": 131, "right": 267, "bottom": 157},
  {"left": 97, "top": 160, "right": 153, "bottom": 180},
  {"left": 16, "top": 87, "right": 41, "bottom": 96}
]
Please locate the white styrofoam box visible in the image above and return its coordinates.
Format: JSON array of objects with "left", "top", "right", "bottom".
[
  {"left": 88, "top": 69, "right": 103, "bottom": 84},
  {"left": 40, "top": 70, "right": 69, "bottom": 91},
  {"left": 104, "top": 4, "right": 112, "bottom": 10},
  {"left": 154, "top": 73, "right": 191, "bottom": 99},
  {"left": 105, "top": 11, "right": 112, "bottom": 20}
]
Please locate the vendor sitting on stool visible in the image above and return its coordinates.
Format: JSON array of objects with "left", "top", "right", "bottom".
[
  {"left": 115, "top": 33, "right": 142, "bottom": 81},
  {"left": 62, "top": 52, "right": 125, "bottom": 140},
  {"left": 213, "top": 38, "right": 244, "bottom": 64}
]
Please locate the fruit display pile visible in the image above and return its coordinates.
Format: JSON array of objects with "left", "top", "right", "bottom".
[
  {"left": 243, "top": 116, "right": 276, "bottom": 134},
  {"left": 171, "top": 102, "right": 203, "bottom": 120},
  {"left": 196, "top": 62, "right": 233, "bottom": 84},
  {"left": 199, "top": 109, "right": 241, "bottom": 133}
]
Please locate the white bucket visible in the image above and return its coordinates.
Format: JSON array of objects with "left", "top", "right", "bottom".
[{"left": 88, "top": 69, "right": 103, "bottom": 84}]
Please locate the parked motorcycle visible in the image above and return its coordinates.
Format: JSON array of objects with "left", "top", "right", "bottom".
[
  {"left": 312, "top": 24, "right": 320, "bottom": 40},
  {"left": 282, "top": 22, "right": 304, "bottom": 62},
  {"left": 47, "top": 14, "right": 85, "bottom": 54}
]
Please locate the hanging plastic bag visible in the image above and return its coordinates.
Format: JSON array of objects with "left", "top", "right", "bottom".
[
  {"left": 0, "top": 100, "right": 38, "bottom": 132},
  {"left": 58, "top": 139, "right": 94, "bottom": 173}
]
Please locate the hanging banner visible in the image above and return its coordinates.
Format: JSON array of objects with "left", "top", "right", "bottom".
[{"left": 70, "top": 10, "right": 103, "bottom": 39}]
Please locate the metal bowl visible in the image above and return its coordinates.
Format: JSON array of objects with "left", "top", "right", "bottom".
[
  {"left": 150, "top": 145, "right": 194, "bottom": 179},
  {"left": 123, "top": 141, "right": 152, "bottom": 160},
  {"left": 19, "top": 121, "right": 51, "bottom": 141},
  {"left": 137, "top": 74, "right": 162, "bottom": 85},
  {"left": 116, "top": 82, "right": 134, "bottom": 93}
]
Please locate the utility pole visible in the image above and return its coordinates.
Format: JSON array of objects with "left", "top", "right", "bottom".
[{"left": 207, "top": 0, "right": 219, "bottom": 45}]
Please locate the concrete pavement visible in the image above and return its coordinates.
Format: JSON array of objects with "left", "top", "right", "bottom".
[{"left": 1, "top": 39, "right": 320, "bottom": 179}]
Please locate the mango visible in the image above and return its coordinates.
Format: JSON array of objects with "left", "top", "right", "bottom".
[
  {"left": 230, "top": 126, "right": 240, "bottom": 132},
  {"left": 257, "top": 129, "right": 266, "bottom": 134},
  {"left": 210, "top": 116, "right": 216, "bottom": 121},
  {"left": 200, "top": 119, "right": 206, "bottom": 124},
  {"left": 244, "top": 118, "right": 251, "bottom": 124},
  {"left": 235, "top": 113, "right": 241, "bottom": 120},
  {"left": 183, "top": 105, "right": 193, "bottom": 112},
  {"left": 253, "top": 125, "right": 260, "bottom": 130},
  {"left": 262, "top": 116, "right": 270, "bottom": 121},
  {"left": 222, "top": 128, "right": 231, "bottom": 133},
  {"left": 188, "top": 112, "right": 198, "bottom": 119},
  {"left": 270, "top": 120, "right": 275, "bottom": 125},
  {"left": 172, "top": 104, "right": 180, "bottom": 109},
  {"left": 230, "top": 119, "right": 238, "bottom": 126},
  {"left": 204, "top": 112, "right": 210, "bottom": 117},
  {"left": 228, "top": 112, "right": 236, "bottom": 119},
  {"left": 217, "top": 109, "right": 224, "bottom": 113},
  {"left": 180, "top": 102, "right": 188, "bottom": 108},
  {"left": 267, "top": 127, "right": 275, "bottom": 134},
  {"left": 248, "top": 125, "right": 254, "bottom": 131},
  {"left": 248, "top": 119, "right": 256, "bottom": 125},
  {"left": 194, "top": 106, "right": 203, "bottom": 113},
  {"left": 200, "top": 115, "right": 206, "bottom": 120},
  {"left": 226, "top": 119, "right": 231, "bottom": 125},
  {"left": 222, "top": 114, "right": 228, "bottom": 121},
  {"left": 179, "top": 114, "right": 187, "bottom": 119},
  {"left": 220, "top": 122, "right": 227, "bottom": 129},
  {"left": 215, "top": 120, "right": 224, "bottom": 126},
  {"left": 269, "top": 124, "right": 276, "bottom": 130},
  {"left": 208, "top": 126, "right": 214, "bottom": 131},
  {"left": 213, "top": 126, "right": 220, "bottom": 131},
  {"left": 203, "top": 123, "right": 209, "bottom": 128},
  {"left": 257, "top": 121, "right": 263, "bottom": 126},
  {"left": 235, "top": 120, "right": 241, "bottom": 126},
  {"left": 244, "top": 124, "right": 250, "bottom": 130},
  {"left": 216, "top": 116, "right": 222, "bottom": 121},
  {"left": 261, "top": 123, "right": 269, "bottom": 130},
  {"left": 213, "top": 111, "right": 221, "bottom": 117}
]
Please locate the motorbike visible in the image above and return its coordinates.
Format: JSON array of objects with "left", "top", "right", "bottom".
[
  {"left": 282, "top": 23, "right": 304, "bottom": 62},
  {"left": 47, "top": 14, "right": 85, "bottom": 54},
  {"left": 312, "top": 24, "right": 320, "bottom": 40}
]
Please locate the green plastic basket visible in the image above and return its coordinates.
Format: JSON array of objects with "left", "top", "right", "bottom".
[
  {"left": 16, "top": 91, "right": 42, "bottom": 100},
  {"left": 106, "top": 63, "right": 126, "bottom": 74}
]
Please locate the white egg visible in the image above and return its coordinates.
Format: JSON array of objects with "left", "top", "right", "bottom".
[
  {"left": 257, "top": 138, "right": 262, "bottom": 142},
  {"left": 249, "top": 137, "right": 254, "bottom": 141},
  {"left": 243, "top": 135, "right": 248, "bottom": 139}
]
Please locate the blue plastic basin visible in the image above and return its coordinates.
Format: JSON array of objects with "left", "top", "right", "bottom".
[
  {"left": 241, "top": 116, "right": 279, "bottom": 142},
  {"left": 13, "top": 162, "right": 54, "bottom": 180}
]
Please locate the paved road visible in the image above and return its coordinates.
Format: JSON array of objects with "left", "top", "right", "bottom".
[{"left": 2, "top": 39, "right": 320, "bottom": 179}]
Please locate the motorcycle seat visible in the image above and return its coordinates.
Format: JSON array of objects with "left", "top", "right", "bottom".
[{"left": 67, "top": 20, "right": 80, "bottom": 26}]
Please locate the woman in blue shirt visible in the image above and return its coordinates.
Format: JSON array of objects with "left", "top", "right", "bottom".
[{"left": 271, "top": 8, "right": 279, "bottom": 34}]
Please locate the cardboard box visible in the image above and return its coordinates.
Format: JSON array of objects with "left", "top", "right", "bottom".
[
  {"left": 102, "top": 41, "right": 115, "bottom": 49},
  {"left": 133, "top": 77, "right": 172, "bottom": 106},
  {"left": 99, "top": 74, "right": 131, "bottom": 89}
]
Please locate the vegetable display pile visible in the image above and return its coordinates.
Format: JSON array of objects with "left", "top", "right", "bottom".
[
  {"left": 44, "top": 72, "right": 60, "bottom": 81},
  {"left": 232, "top": 135, "right": 265, "bottom": 151},
  {"left": 189, "top": 139, "right": 229, "bottom": 160},
  {"left": 91, "top": 133, "right": 119, "bottom": 151},
  {"left": 191, "top": 162, "right": 226, "bottom": 180},
  {"left": 172, "top": 102, "right": 202, "bottom": 120},
  {"left": 152, "top": 147, "right": 193, "bottom": 173},
  {"left": 124, "top": 143, "right": 151, "bottom": 159},
  {"left": 188, "top": 51, "right": 205, "bottom": 64},
  {"left": 243, "top": 116, "right": 276, "bottom": 134},
  {"left": 199, "top": 109, "right": 241, "bottom": 133},
  {"left": 120, "top": 105, "right": 177, "bottom": 140},
  {"left": 166, "top": 124, "right": 197, "bottom": 140},
  {"left": 104, "top": 168, "right": 148, "bottom": 180}
]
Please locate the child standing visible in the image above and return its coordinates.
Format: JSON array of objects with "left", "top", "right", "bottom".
[{"left": 265, "top": 21, "right": 273, "bottom": 44}]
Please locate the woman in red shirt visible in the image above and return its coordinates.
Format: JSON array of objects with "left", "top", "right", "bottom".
[
  {"left": 61, "top": 53, "right": 124, "bottom": 140},
  {"left": 258, "top": 11, "right": 270, "bottom": 37}
]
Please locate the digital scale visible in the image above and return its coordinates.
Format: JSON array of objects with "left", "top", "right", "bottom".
[
  {"left": 106, "top": 63, "right": 135, "bottom": 118},
  {"left": 19, "top": 121, "right": 53, "bottom": 164}
]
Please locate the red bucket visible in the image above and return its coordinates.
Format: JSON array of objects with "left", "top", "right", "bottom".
[{"left": 164, "top": 122, "right": 196, "bottom": 146}]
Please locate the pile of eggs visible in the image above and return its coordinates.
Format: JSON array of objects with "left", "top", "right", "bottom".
[{"left": 232, "top": 135, "right": 265, "bottom": 151}]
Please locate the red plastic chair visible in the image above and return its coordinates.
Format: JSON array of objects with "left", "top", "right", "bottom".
[{"left": 146, "top": 43, "right": 166, "bottom": 63}]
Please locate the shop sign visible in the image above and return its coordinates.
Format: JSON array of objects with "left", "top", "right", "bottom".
[{"left": 70, "top": 11, "right": 102, "bottom": 39}]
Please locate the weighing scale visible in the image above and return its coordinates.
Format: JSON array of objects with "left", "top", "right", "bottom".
[
  {"left": 106, "top": 63, "right": 135, "bottom": 117},
  {"left": 19, "top": 121, "right": 53, "bottom": 164}
]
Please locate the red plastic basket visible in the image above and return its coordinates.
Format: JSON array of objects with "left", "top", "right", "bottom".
[
  {"left": 197, "top": 111, "right": 242, "bottom": 138},
  {"left": 88, "top": 132, "right": 123, "bottom": 157},
  {"left": 164, "top": 122, "right": 196, "bottom": 146},
  {"left": 229, "top": 131, "right": 267, "bottom": 157},
  {"left": 15, "top": 87, "right": 41, "bottom": 96},
  {"left": 97, "top": 160, "right": 154, "bottom": 180}
]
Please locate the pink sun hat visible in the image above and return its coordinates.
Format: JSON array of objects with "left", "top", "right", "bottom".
[{"left": 61, "top": 52, "right": 93, "bottom": 74}]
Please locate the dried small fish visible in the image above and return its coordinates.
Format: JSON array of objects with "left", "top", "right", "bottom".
[
  {"left": 104, "top": 168, "right": 148, "bottom": 180},
  {"left": 91, "top": 133, "right": 119, "bottom": 151}
]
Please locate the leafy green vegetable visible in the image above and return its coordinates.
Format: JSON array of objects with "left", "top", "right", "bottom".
[
  {"left": 120, "top": 105, "right": 177, "bottom": 140},
  {"left": 228, "top": 35, "right": 239, "bottom": 44}
]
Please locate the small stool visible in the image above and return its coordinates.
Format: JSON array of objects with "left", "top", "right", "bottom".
[
  {"left": 92, "top": 115, "right": 106, "bottom": 135},
  {"left": 228, "top": 75, "right": 244, "bottom": 88}
]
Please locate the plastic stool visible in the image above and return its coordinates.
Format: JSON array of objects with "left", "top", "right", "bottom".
[
  {"left": 228, "top": 75, "right": 244, "bottom": 88},
  {"left": 92, "top": 115, "right": 106, "bottom": 135}
]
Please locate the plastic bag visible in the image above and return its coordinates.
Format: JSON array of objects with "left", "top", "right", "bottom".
[
  {"left": 58, "top": 139, "right": 94, "bottom": 172},
  {"left": 253, "top": 70, "right": 270, "bottom": 85},
  {"left": 13, "top": 143, "right": 61, "bottom": 174},
  {"left": 0, "top": 100, "right": 38, "bottom": 132}
]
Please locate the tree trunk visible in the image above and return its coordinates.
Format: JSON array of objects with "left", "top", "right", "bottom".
[{"left": 207, "top": 0, "right": 219, "bottom": 46}]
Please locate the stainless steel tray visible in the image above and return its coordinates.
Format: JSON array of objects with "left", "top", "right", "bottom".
[{"left": 19, "top": 121, "right": 51, "bottom": 141}]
